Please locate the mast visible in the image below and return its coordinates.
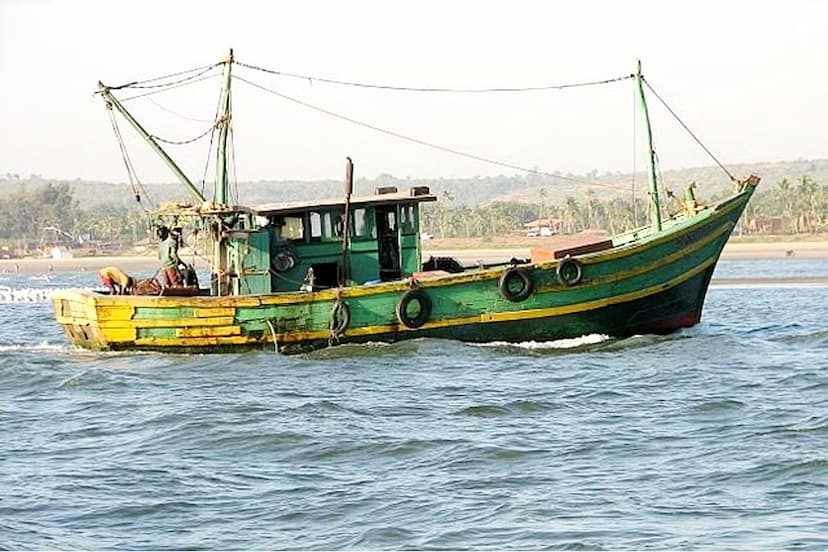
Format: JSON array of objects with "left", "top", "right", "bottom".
[
  {"left": 98, "top": 84, "right": 206, "bottom": 204},
  {"left": 635, "top": 60, "right": 662, "bottom": 231},
  {"left": 210, "top": 50, "right": 234, "bottom": 296},
  {"left": 339, "top": 157, "right": 354, "bottom": 286},
  {"left": 214, "top": 49, "right": 234, "bottom": 205}
]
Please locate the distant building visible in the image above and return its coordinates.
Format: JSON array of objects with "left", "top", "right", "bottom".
[
  {"left": 746, "top": 215, "right": 783, "bottom": 234},
  {"left": 523, "top": 218, "right": 562, "bottom": 237}
]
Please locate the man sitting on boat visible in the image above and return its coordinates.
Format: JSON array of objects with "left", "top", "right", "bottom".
[
  {"left": 157, "top": 226, "right": 182, "bottom": 287},
  {"left": 98, "top": 266, "right": 134, "bottom": 295}
]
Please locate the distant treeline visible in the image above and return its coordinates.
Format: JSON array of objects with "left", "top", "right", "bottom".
[
  {"left": 0, "top": 183, "right": 150, "bottom": 251},
  {"left": 3, "top": 158, "right": 828, "bottom": 208},
  {"left": 421, "top": 175, "right": 827, "bottom": 238},
  {"left": 0, "top": 159, "right": 826, "bottom": 248}
]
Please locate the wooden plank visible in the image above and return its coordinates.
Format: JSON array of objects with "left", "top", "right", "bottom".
[
  {"left": 95, "top": 296, "right": 262, "bottom": 308},
  {"left": 95, "top": 305, "right": 136, "bottom": 321},
  {"left": 101, "top": 327, "right": 137, "bottom": 343},
  {"left": 553, "top": 239, "right": 615, "bottom": 259},
  {"left": 176, "top": 325, "right": 241, "bottom": 338},
  {"left": 134, "top": 335, "right": 255, "bottom": 347},
  {"left": 98, "top": 316, "right": 235, "bottom": 329},
  {"left": 134, "top": 306, "right": 194, "bottom": 320},
  {"left": 193, "top": 307, "right": 236, "bottom": 318},
  {"left": 138, "top": 327, "right": 177, "bottom": 339}
]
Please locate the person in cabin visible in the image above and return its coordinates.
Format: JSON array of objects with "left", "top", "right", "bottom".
[
  {"left": 98, "top": 266, "right": 134, "bottom": 295},
  {"left": 157, "top": 226, "right": 182, "bottom": 287},
  {"left": 170, "top": 226, "right": 199, "bottom": 287}
]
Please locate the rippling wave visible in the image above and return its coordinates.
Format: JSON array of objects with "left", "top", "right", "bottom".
[
  {"left": 0, "top": 285, "right": 58, "bottom": 303},
  {"left": 1, "top": 262, "right": 827, "bottom": 549}
]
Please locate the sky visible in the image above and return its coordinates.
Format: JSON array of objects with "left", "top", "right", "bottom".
[{"left": 1, "top": 0, "right": 827, "bottom": 186}]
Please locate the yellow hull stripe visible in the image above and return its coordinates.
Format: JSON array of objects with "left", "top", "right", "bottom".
[
  {"left": 535, "top": 221, "right": 732, "bottom": 293},
  {"left": 51, "top": 194, "right": 744, "bottom": 316},
  {"left": 133, "top": 336, "right": 253, "bottom": 347},
  {"left": 240, "top": 251, "right": 719, "bottom": 345},
  {"left": 98, "top": 317, "right": 235, "bottom": 329},
  {"left": 339, "top": 253, "right": 718, "bottom": 339},
  {"left": 61, "top": 243, "right": 721, "bottom": 348},
  {"left": 63, "top": 251, "right": 716, "bottom": 347},
  {"left": 176, "top": 325, "right": 241, "bottom": 338}
]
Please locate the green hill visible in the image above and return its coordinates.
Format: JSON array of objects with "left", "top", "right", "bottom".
[{"left": 2, "top": 157, "right": 827, "bottom": 209}]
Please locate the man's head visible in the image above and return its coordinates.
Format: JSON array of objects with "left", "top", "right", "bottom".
[{"left": 156, "top": 226, "right": 169, "bottom": 240}]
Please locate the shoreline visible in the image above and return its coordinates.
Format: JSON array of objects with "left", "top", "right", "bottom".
[{"left": 0, "top": 240, "right": 825, "bottom": 276}]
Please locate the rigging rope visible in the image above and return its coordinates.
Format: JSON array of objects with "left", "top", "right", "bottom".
[
  {"left": 230, "top": 126, "right": 239, "bottom": 205},
  {"left": 237, "top": 60, "right": 635, "bottom": 93},
  {"left": 99, "top": 60, "right": 700, "bottom": 198},
  {"left": 233, "top": 75, "right": 629, "bottom": 192},
  {"left": 199, "top": 88, "right": 225, "bottom": 197},
  {"left": 150, "top": 125, "right": 214, "bottom": 145},
  {"left": 105, "top": 104, "right": 153, "bottom": 209},
  {"left": 146, "top": 96, "right": 213, "bottom": 123},
  {"left": 119, "top": 74, "right": 219, "bottom": 102},
  {"left": 643, "top": 78, "right": 736, "bottom": 182},
  {"left": 631, "top": 83, "right": 638, "bottom": 227},
  {"left": 104, "top": 63, "right": 220, "bottom": 91}
]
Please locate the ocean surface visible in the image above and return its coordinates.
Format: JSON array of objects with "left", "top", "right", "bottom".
[{"left": 1, "top": 258, "right": 827, "bottom": 550}]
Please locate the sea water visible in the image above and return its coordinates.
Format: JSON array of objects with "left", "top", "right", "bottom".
[{"left": 1, "top": 259, "right": 827, "bottom": 549}]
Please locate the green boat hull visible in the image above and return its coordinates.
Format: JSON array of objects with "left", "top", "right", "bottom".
[{"left": 52, "top": 182, "right": 756, "bottom": 354}]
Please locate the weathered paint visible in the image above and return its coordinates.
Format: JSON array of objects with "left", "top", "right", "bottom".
[
  {"left": 176, "top": 325, "right": 241, "bottom": 338},
  {"left": 52, "top": 181, "right": 758, "bottom": 354}
]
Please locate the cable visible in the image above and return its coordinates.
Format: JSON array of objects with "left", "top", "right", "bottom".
[
  {"left": 105, "top": 63, "right": 220, "bottom": 90},
  {"left": 237, "top": 60, "right": 635, "bottom": 93},
  {"left": 233, "top": 75, "right": 630, "bottom": 192},
  {"left": 106, "top": 106, "right": 153, "bottom": 209},
  {"left": 229, "top": 126, "right": 239, "bottom": 205},
  {"left": 150, "top": 125, "right": 214, "bottom": 146},
  {"left": 145, "top": 96, "right": 213, "bottom": 123},
  {"left": 124, "top": 65, "right": 219, "bottom": 90},
  {"left": 200, "top": 82, "right": 226, "bottom": 197},
  {"left": 119, "top": 74, "right": 219, "bottom": 102},
  {"left": 643, "top": 78, "right": 736, "bottom": 182}
]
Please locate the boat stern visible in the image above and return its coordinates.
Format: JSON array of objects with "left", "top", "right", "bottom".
[{"left": 52, "top": 289, "right": 111, "bottom": 350}]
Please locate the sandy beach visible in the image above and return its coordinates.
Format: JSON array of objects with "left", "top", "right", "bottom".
[
  {"left": 1, "top": 240, "right": 826, "bottom": 275},
  {"left": 1, "top": 239, "right": 826, "bottom": 277}
]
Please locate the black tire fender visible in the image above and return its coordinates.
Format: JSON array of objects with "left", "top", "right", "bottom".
[
  {"left": 556, "top": 257, "right": 583, "bottom": 287},
  {"left": 272, "top": 248, "right": 298, "bottom": 272},
  {"left": 330, "top": 300, "right": 350, "bottom": 334},
  {"left": 396, "top": 288, "right": 432, "bottom": 329},
  {"left": 498, "top": 267, "right": 535, "bottom": 302}
]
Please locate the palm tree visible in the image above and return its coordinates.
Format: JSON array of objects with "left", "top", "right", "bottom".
[
  {"left": 538, "top": 187, "right": 547, "bottom": 223},
  {"left": 776, "top": 178, "right": 794, "bottom": 232},
  {"left": 563, "top": 197, "right": 580, "bottom": 234}
]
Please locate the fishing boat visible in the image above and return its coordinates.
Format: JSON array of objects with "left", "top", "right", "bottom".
[{"left": 52, "top": 52, "right": 760, "bottom": 354}]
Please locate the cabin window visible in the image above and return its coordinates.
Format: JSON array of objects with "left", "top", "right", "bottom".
[
  {"left": 309, "top": 211, "right": 322, "bottom": 241},
  {"left": 351, "top": 208, "right": 376, "bottom": 240},
  {"left": 281, "top": 216, "right": 304, "bottom": 241},
  {"left": 324, "top": 211, "right": 345, "bottom": 240},
  {"left": 400, "top": 204, "right": 416, "bottom": 234},
  {"left": 384, "top": 209, "right": 398, "bottom": 232}
]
